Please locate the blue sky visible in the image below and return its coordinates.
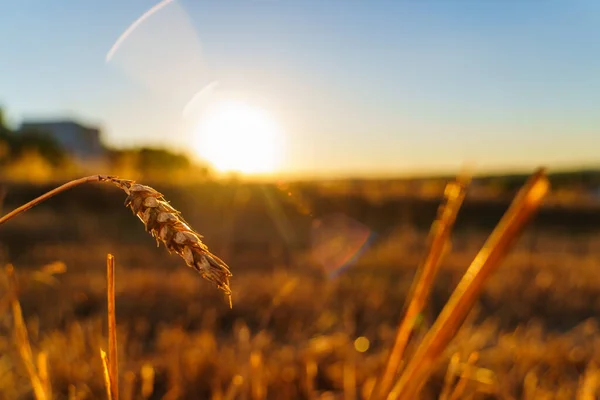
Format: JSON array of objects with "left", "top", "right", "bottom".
[{"left": 1, "top": 0, "right": 600, "bottom": 177}]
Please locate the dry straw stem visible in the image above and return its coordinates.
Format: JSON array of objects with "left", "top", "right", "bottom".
[
  {"left": 387, "top": 168, "right": 550, "bottom": 400},
  {"left": 523, "top": 370, "right": 538, "bottom": 400},
  {"left": 37, "top": 352, "right": 52, "bottom": 400},
  {"left": 0, "top": 175, "right": 232, "bottom": 303},
  {"left": 6, "top": 265, "right": 49, "bottom": 400},
  {"left": 122, "top": 371, "right": 136, "bottom": 400},
  {"left": 305, "top": 358, "right": 318, "bottom": 400},
  {"left": 577, "top": 362, "right": 598, "bottom": 400},
  {"left": 100, "top": 349, "right": 113, "bottom": 400},
  {"left": 371, "top": 173, "right": 470, "bottom": 400},
  {"left": 223, "top": 375, "right": 244, "bottom": 400},
  {"left": 439, "top": 353, "right": 461, "bottom": 400},
  {"left": 447, "top": 352, "right": 479, "bottom": 400},
  {"left": 343, "top": 359, "right": 357, "bottom": 400},
  {"left": 106, "top": 254, "right": 119, "bottom": 400},
  {"left": 140, "top": 363, "right": 155, "bottom": 400},
  {"left": 68, "top": 385, "right": 77, "bottom": 400},
  {"left": 250, "top": 351, "right": 266, "bottom": 400},
  {"left": 121, "top": 372, "right": 134, "bottom": 400}
]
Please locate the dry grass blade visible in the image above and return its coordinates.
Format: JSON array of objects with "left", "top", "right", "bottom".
[
  {"left": 107, "top": 254, "right": 119, "bottom": 400},
  {"left": 100, "top": 349, "right": 113, "bottom": 400},
  {"left": 6, "top": 265, "right": 48, "bottom": 400},
  {"left": 32, "top": 261, "right": 67, "bottom": 287},
  {"left": 0, "top": 287, "right": 11, "bottom": 316},
  {"left": 122, "top": 372, "right": 136, "bottom": 400},
  {"left": 305, "top": 359, "right": 318, "bottom": 400},
  {"left": 523, "top": 370, "right": 538, "bottom": 400},
  {"left": 371, "top": 173, "right": 470, "bottom": 400},
  {"left": 250, "top": 351, "right": 266, "bottom": 400},
  {"left": 387, "top": 168, "right": 549, "bottom": 400},
  {"left": 439, "top": 353, "right": 460, "bottom": 400},
  {"left": 448, "top": 352, "right": 479, "bottom": 400},
  {"left": 343, "top": 359, "right": 356, "bottom": 400},
  {"left": 37, "top": 352, "right": 52, "bottom": 400},
  {"left": 0, "top": 175, "right": 232, "bottom": 303},
  {"left": 68, "top": 385, "right": 77, "bottom": 400},
  {"left": 223, "top": 375, "right": 244, "bottom": 400},
  {"left": 140, "top": 363, "right": 155, "bottom": 400},
  {"left": 577, "top": 362, "right": 598, "bottom": 400}
]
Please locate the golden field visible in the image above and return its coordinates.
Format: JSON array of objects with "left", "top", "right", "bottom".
[{"left": 1, "top": 177, "right": 600, "bottom": 399}]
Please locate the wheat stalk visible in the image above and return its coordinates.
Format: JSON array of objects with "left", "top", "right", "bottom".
[
  {"left": 387, "top": 167, "right": 549, "bottom": 399},
  {"left": 0, "top": 175, "right": 232, "bottom": 303},
  {"left": 106, "top": 254, "right": 119, "bottom": 400},
  {"left": 371, "top": 173, "right": 470, "bottom": 400}
]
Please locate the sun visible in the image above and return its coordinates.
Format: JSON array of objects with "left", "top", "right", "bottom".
[{"left": 193, "top": 100, "right": 283, "bottom": 175}]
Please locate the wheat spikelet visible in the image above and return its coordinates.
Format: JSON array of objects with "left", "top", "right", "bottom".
[
  {"left": 104, "top": 177, "right": 232, "bottom": 301},
  {"left": 0, "top": 175, "right": 233, "bottom": 303}
]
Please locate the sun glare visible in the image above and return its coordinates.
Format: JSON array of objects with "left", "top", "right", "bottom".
[{"left": 193, "top": 100, "right": 283, "bottom": 175}]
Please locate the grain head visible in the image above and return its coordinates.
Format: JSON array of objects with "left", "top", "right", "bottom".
[{"left": 104, "top": 177, "right": 233, "bottom": 302}]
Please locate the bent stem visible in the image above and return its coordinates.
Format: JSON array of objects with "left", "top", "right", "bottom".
[
  {"left": 0, "top": 175, "right": 233, "bottom": 302},
  {"left": 0, "top": 175, "right": 106, "bottom": 226}
]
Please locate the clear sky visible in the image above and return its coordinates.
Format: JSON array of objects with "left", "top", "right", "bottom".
[{"left": 1, "top": 0, "right": 600, "bottom": 177}]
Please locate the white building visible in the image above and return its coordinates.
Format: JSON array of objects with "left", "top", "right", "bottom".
[{"left": 19, "top": 120, "right": 106, "bottom": 164}]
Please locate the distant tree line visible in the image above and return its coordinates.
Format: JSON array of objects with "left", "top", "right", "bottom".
[
  {"left": 475, "top": 171, "right": 600, "bottom": 194},
  {"left": 0, "top": 109, "right": 67, "bottom": 167},
  {"left": 0, "top": 107, "right": 211, "bottom": 181},
  {"left": 106, "top": 146, "right": 211, "bottom": 181}
]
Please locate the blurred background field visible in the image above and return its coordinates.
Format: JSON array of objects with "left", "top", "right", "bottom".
[{"left": 3, "top": 163, "right": 600, "bottom": 398}]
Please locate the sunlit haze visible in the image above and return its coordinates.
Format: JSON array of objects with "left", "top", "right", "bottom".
[
  {"left": 2, "top": 0, "right": 600, "bottom": 177},
  {"left": 193, "top": 99, "right": 283, "bottom": 175}
]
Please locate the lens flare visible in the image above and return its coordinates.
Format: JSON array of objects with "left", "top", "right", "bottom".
[
  {"left": 182, "top": 81, "right": 220, "bottom": 118},
  {"left": 310, "top": 213, "right": 374, "bottom": 277},
  {"left": 105, "top": 0, "right": 176, "bottom": 63},
  {"left": 105, "top": 0, "right": 210, "bottom": 98}
]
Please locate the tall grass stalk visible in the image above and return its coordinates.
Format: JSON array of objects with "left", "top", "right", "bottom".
[
  {"left": 106, "top": 254, "right": 119, "bottom": 400},
  {"left": 387, "top": 168, "right": 549, "bottom": 399},
  {"left": 371, "top": 173, "right": 470, "bottom": 399}
]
